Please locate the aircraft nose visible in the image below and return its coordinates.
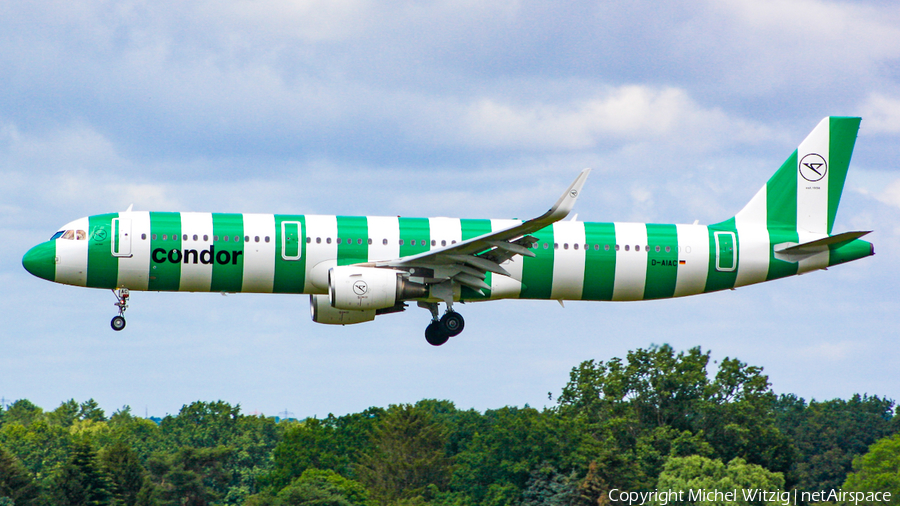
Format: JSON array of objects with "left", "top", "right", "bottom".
[{"left": 22, "top": 242, "right": 56, "bottom": 281}]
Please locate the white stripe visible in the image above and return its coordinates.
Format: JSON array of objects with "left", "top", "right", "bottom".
[
  {"left": 490, "top": 219, "right": 523, "bottom": 299},
  {"left": 241, "top": 214, "right": 276, "bottom": 293},
  {"left": 367, "top": 216, "right": 400, "bottom": 262},
  {"left": 179, "top": 212, "right": 214, "bottom": 292},
  {"left": 550, "top": 221, "right": 585, "bottom": 300},
  {"left": 117, "top": 211, "right": 151, "bottom": 290},
  {"left": 797, "top": 117, "right": 830, "bottom": 237},
  {"left": 304, "top": 214, "right": 338, "bottom": 292},
  {"left": 428, "top": 217, "right": 462, "bottom": 250},
  {"left": 673, "top": 224, "right": 709, "bottom": 297},
  {"left": 55, "top": 217, "right": 89, "bottom": 287},
  {"left": 612, "top": 222, "right": 648, "bottom": 301},
  {"left": 734, "top": 186, "right": 770, "bottom": 287}
]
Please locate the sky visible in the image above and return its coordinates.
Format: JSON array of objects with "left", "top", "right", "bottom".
[{"left": 2, "top": 0, "right": 900, "bottom": 420}]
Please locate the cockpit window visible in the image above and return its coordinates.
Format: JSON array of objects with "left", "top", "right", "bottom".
[
  {"left": 76, "top": 230, "right": 86, "bottom": 240},
  {"left": 50, "top": 231, "right": 65, "bottom": 240},
  {"left": 61, "top": 230, "right": 75, "bottom": 240}
]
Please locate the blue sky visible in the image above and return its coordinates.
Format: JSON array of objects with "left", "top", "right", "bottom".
[{"left": 2, "top": 0, "right": 900, "bottom": 419}]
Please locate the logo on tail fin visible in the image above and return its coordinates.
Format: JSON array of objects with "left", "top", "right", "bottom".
[{"left": 799, "top": 153, "right": 827, "bottom": 182}]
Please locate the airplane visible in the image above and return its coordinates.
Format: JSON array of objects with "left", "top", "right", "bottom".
[{"left": 22, "top": 117, "right": 874, "bottom": 346}]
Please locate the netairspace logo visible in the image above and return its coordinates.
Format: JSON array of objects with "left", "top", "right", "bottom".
[{"left": 607, "top": 488, "right": 893, "bottom": 506}]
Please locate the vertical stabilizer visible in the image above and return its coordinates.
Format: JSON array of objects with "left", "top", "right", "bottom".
[{"left": 733, "top": 117, "right": 860, "bottom": 237}]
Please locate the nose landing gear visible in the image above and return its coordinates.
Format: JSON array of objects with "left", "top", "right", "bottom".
[
  {"left": 111, "top": 288, "right": 129, "bottom": 331},
  {"left": 420, "top": 302, "right": 465, "bottom": 346}
]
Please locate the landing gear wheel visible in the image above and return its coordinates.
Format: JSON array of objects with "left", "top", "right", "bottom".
[
  {"left": 439, "top": 312, "right": 465, "bottom": 337},
  {"left": 111, "top": 316, "right": 126, "bottom": 331},
  {"left": 425, "top": 322, "right": 450, "bottom": 346}
]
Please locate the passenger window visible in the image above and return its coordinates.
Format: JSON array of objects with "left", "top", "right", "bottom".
[
  {"left": 564, "top": 243, "right": 569, "bottom": 250},
  {"left": 326, "top": 237, "right": 331, "bottom": 244},
  {"left": 223, "top": 235, "right": 229, "bottom": 242},
  {"left": 266, "top": 236, "right": 270, "bottom": 242},
  {"left": 316, "top": 237, "right": 321, "bottom": 244},
  {"left": 635, "top": 245, "right": 640, "bottom": 251},
  {"left": 382, "top": 238, "right": 388, "bottom": 245},
  {"left": 204, "top": 235, "right": 209, "bottom": 241},
  {"left": 441, "top": 240, "right": 446, "bottom": 246},
  {"left": 141, "top": 233, "right": 147, "bottom": 240},
  {"left": 183, "top": 234, "right": 188, "bottom": 241},
  {"left": 307, "top": 237, "right": 311, "bottom": 243},
  {"left": 615, "top": 244, "right": 620, "bottom": 251},
  {"left": 255, "top": 236, "right": 260, "bottom": 242},
  {"left": 358, "top": 238, "right": 363, "bottom": 245},
  {"left": 543, "top": 243, "right": 548, "bottom": 249},
  {"left": 214, "top": 235, "right": 219, "bottom": 241},
  {"left": 193, "top": 234, "right": 198, "bottom": 241},
  {"left": 655, "top": 245, "right": 660, "bottom": 252},
  {"left": 451, "top": 240, "right": 457, "bottom": 244},
  {"left": 665, "top": 246, "right": 671, "bottom": 252},
  {"left": 245, "top": 236, "right": 250, "bottom": 242},
  {"left": 399, "top": 239, "right": 404, "bottom": 245},
  {"left": 625, "top": 245, "right": 630, "bottom": 251},
  {"left": 152, "top": 234, "right": 158, "bottom": 240},
  {"left": 554, "top": 243, "right": 559, "bottom": 250},
  {"left": 337, "top": 238, "right": 342, "bottom": 244},
  {"left": 431, "top": 240, "right": 436, "bottom": 246},
  {"left": 162, "top": 234, "right": 168, "bottom": 241},
  {"left": 603, "top": 244, "right": 608, "bottom": 251},
  {"left": 574, "top": 243, "right": 579, "bottom": 250}
]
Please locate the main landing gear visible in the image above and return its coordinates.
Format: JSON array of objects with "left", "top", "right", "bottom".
[
  {"left": 420, "top": 302, "right": 465, "bottom": 346},
  {"left": 111, "top": 288, "right": 129, "bottom": 331}
]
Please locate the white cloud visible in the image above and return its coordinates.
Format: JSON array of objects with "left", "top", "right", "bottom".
[
  {"left": 873, "top": 178, "right": 900, "bottom": 208},
  {"left": 860, "top": 93, "right": 900, "bottom": 134}
]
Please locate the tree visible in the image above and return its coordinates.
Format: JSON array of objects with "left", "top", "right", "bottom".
[
  {"left": 0, "top": 445, "right": 39, "bottom": 506},
  {"left": 775, "top": 394, "right": 896, "bottom": 491},
  {"left": 556, "top": 345, "right": 794, "bottom": 488},
  {"left": 272, "top": 469, "right": 372, "bottom": 506},
  {"left": 842, "top": 432, "right": 900, "bottom": 504},
  {"left": 138, "top": 446, "right": 234, "bottom": 506},
  {"left": 46, "top": 440, "right": 111, "bottom": 506},
  {"left": 79, "top": 399, "right": 107, "bottom": 422},
  {"left": 357, "top": 404, "right": 451, "bottom": 505},
  {"left": 100, "top": 441, "right": 146, "bottom": 506},
  {"left": 653, "top": 455, "right": 785, "bottom": 506},
  {"left": 3, "top": 400, "right": 42, "bottom": 427}
]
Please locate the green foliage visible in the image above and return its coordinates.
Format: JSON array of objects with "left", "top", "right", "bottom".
[
  {"left": 357, "top": 404, "right": 451, "bottom": 505},
  {"left": 775, "top": 394, "right": 896, "bottom": 491},
  {"left": 46, "top": 440, "right": 112, "bottom": 506},
  {"left": 653, "top": 455, "right": 785, "bottom": 506},
  {"left": 271, "top": 469, "right": 372, "bottom": 506},
  {"left": 0, "top": 345, "right": 894, "bottom": 506},
  {"left": 557, "top": 345, "right": 794, "bottom": 489},
  {"left": 0, "top": 445, "right": 39, "bottom": 506},
  {"left": 842, "top": 432, "right": 900, "bottom": 504}
]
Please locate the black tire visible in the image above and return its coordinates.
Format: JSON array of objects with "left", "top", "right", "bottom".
[
  {"left": 439, "top": 312, "right": 465, "bottom": 337},
  {"left": 425, "top": 321, "right": 450, "bottom": 346},
  {"left": 111, "top": 316, "right": 126, "bottom": 331}
]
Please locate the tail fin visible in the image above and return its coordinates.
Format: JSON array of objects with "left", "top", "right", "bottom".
[{"left": 734, "top": 116, "right": 861, "bottom": 236}]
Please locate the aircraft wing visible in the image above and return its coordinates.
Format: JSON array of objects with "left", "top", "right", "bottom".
[{"left": 366, "top": 168, "right": 591, "bottom": 294}]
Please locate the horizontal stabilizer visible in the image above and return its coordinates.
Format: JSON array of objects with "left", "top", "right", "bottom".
[{"left": 775, "top": 231, "right": 871, "bottom": 255}]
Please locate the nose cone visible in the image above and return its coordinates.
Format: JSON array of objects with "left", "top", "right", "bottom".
[{"left": 23, "top": 242, "right": 56, "bottom": 281}]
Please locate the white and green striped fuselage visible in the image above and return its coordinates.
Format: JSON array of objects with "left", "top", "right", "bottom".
[
  {"left": 34, "top": 212, "right": 872, "bottom": 302},
  {"left": 22, "top": 117, "right": 875, "bottom": 337}
]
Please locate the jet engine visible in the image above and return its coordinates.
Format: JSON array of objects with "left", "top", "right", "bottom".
[
  {"left": 309, "top": 294, "right": 375, "bottom": 325},
  {"left": 328, "top": 266, "right": 428, "bottom": 310}
]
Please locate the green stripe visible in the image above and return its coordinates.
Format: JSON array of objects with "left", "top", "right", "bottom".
[
  {"left": 210, "top": 213, "right": 244, "bottom": 292},
  {"left": 336, "top": 216, "right": 368, "bottom": 266},
  {"left": 398, "top": 217, "right": 429, "bottom": 257},
  {"left": 766, "top": 229, "right": 799, "bottom": 280},
  {"left": 86, "top": 213, "right": 119, "bottom": 289},
  {"left": 766, "top": 150, "right": 798, "bottom": 230},
  {"left": 828, "top": 238, "right": 871, "bottom": 266},
  {"left": 643, "top": 223, "right": 678, "bottom": 300},
  {"left": 827, "top": 117, "right": 861, "bottom": 234},
  {"left": 148, "top": 212, "right": 182, "bottom": 291},
  {"left": 704, "top": 220, "right": 738, "bottom": 292},
  {"left": 459, "top": 219, "right": 494, "bottom": 300},
  {"left": 521, "top": 225, "right": 554, "bottom": 299},
  {"left": 274, "top": 215, "right": 306, "bottom": 294},
  {"left": 582, "top": 222, "right": 616, "bottom": 301}
]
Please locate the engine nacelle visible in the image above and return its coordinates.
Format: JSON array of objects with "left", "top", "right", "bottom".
[
  {"left": 328, "top": 266, "right": 428, "bottom": 311},
  {"left": 309, "top": 294, "right": 375, "bottom": 325}
]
